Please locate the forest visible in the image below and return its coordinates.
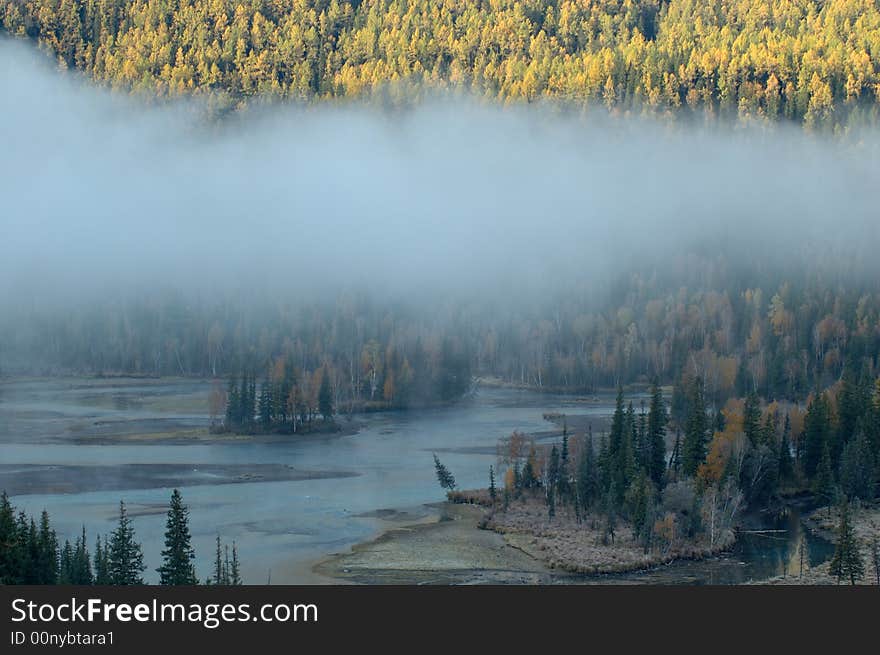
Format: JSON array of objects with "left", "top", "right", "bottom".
[
  {"left": 440, "top": 375, "right": 878, "bottom": 583},
  {"left": 2, "top": 0, "right": 880, "bottom": 127},
  {"left": 0, "top": 490, "right": 243, "bottom": 585}
]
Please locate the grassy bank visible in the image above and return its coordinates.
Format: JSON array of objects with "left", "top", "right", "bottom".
[{"left": 453, "top": 490, "right": 736, "bottom": 576}]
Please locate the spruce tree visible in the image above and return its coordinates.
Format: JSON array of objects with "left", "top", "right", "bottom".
[
  {"left": 488, "top": 466, "right": 497, "bottom": 505},
  {"left": 839, "top": 432, "right": 875, "bottom": 501},
  {"left": 682, "top": 378, "right": 709, "bottom": 477},
  {"left": 318, "top": 371, "right": 333, "bottom": 420},
  {"left": 107, "top": 501, "right": 146, "bottom": 585},
  {"left": 743, "top": 391, "right": 762, "bottom": 446},
  {"left": 225, "top": 376, "right": 239, "bottom": 429},
  {"left": 229, "top": 542, "right": 242, "bottom": 585},
  {"left": 829, "top": 500, "right": 864, "bottom": 585},
  {"left": 36, "top": 510, "right": 58, "bottom": 584},
  {"left": 647, "top": 381, "right": 668, "bottom": 489},
  {"left": 157, "top": 489, "right": 197, "bottom": 585},
  {"left": 559, "top": 424, "right": 570, "bottom": 502},
  {"left": 211, "top": 535, "right": 226, "bottom": 584},
  {"left": 813, "top": 442, "right": 835, "bottom": 502},
  {"left": 546, "top": 444, "right": 560, "bottom": 496},
  {"left": 0, "top": 491, "right": 18, "bottom": 584},
  {"left": 433, "top": 454, "right": 456, "bottom": 492},
  {"left": 803, "top": 393, "right": 832, "bottom": 478},
  {"left": 577, "top": 430, "right": 599, "bottom": 512},
  {"left": 93, "top": 535, "right": 110, "bottom": 585}
]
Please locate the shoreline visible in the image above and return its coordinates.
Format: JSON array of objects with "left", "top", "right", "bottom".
[
  {"left": 313, "top": 499, "right": 738, "bottom": 585},
  {"left": 313, "top": 503, "right": 560, "bottom": 585},
  {"left": 761, "top": 502, "right": 880, "bottom": 585}
]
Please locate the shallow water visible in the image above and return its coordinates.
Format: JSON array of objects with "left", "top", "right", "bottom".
[{"left": 0, "top": 378, "right": 831, "bottom": 584}]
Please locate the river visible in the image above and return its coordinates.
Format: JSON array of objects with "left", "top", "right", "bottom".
[{"left": 0, "top": 378, "right": 832, "bottom": 584}]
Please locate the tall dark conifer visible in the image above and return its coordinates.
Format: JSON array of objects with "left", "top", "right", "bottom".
[
  {"left": 157, "top": 489, "right": 197, "bottom": 585},
  {"left": 108, "top": 501, "right": 146, "bottom": 585}
]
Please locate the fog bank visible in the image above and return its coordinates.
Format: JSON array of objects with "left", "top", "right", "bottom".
[{"left": 1, "top": 39, "right": 878, "bottom": 312}]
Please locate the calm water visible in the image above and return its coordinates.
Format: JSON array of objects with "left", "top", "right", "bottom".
[{"left": 0, "top": 378, "right": 831, "bottom": 584}]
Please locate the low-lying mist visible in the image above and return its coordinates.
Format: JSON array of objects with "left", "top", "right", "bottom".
[{"left": 1, "top": 38, "right": 878, "bottom": 317}]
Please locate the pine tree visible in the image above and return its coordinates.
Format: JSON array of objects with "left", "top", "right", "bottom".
[
  {"left": 521, "top": 446, "right": 539, "bottom": 489},
  {"left": 558, "top": 423, "right": 570, "bottom": 502},
  {"left": 229, "top": 542, "right": 242, "bottom": 585},
  {"left": 839, "top": 432, "right": 875, "bottom": 501},
  {"left": 211, "top": 535, "right": 226, "bottom": 584},
  {"left": 743, "top": 391, "right": 762, "bottom": 446},
  {"left": 225, "top": 376, "right": 239, "bottom": 429},
  {"left": 682, "top": 378, "right": 709, "bottom": 477},
  {"left": 608, "top": 387, "right": 626, "bottom": 470},
  {"left": 829, "top": 500, "right": 864, "bottom": 585},
  {"left": 803, "top": 393, "right": 832, "bottom": 478},
  {"left": 669, "top": 430, "right": 682, "bottom": 481},
  {"left": 36, "top": 510, "right": 58, "bottom": 584},
  {"left": 319, "top": 370, "right": 333, "bottom": 420},
  {"left": 577, "top": 430, "right": 599, "bottom": 512},
  {"left": 107, "top": 501, "right": 146, "bottom": 585},
  {"left": 546, "top": 444, "right": 560, "bottom": 496},
  {"left": 813, "top": 442, "right": 835, "bottom": 502},
  {"left": 433, "top": 454, "right": 456, "bottom": 492},
  {"left": 488, "top": 466, "right": 497, "bottom": 505},
  {"left": 0, "top": 491, "right": 19, "bottom": 584},
  {"left": 647, "top": 381, "right": 667, "bottom": 489},
  {"left": 74, "top": 527, "right": 93, "bottom": 584},
  {"left": 258, "top": 378, "right": 273, "bottom": 429},
  {"left": 157, "top": 489, "right": 197, "bottom": 585},
  {"left": 93, "top": 535, "right": 110, "bottom": 585}
]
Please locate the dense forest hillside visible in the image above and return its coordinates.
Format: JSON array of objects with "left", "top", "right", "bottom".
[{"left": 2, "top": 0, "right": 880, "bottom": 126}]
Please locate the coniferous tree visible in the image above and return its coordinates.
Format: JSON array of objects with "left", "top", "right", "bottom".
[
  {"left": 814, "top": 442, "right": 836, "bottom": 502},
  {"left": 488, "top": 466, "right": 497, "bottom": 505},
  {"left": 546, "top": 444, "right": 560, "bottom": 498},
  {"left": 608, "top": 387, "right": 626, "bottom": 475},
  {"left": 62, "top": 527, "right": 92, "bottom": 585},
  {"left": 107, "top": 501, "right": 146, "bottom": 585},
  {"left": 577, "top": 430, "right": 599, "bottom": 512},
  {"left": 520, "top": 446, "right": 539, "bottom": 490},
  {"left": 743, "top": 391, "right": 762, "bottom": 447},
  {"left": 211, "top": 535, "right": 226, "bottom": 584},
  {"left": 93, "top": 535, "right": 110, "bottom": 585},
  {"left": 682, "top": 378, "right": 709, "bottom": 477},
  {"left": 0, "top": 491, "right": 18, "bottom": 584},
  {"left": 558, "top": 423, "right": 570, "bottom": 502},
  {"left": 157, "top": 489, "right": 197, "bottom": 585},
  {"left": 229, "top": 542, "right": 242, "bottom": 585},
  {"left": 647, "top": 381, "right": 668, "bottom": 489},
  {"left": 258, "top": 378, "right": 273, "bottom": 429},
  {"left": 669, "top": 430, "right": 682, "bottom": 482},
  {"left": 839, "top": 432, "right": 876, "bottom": 501},
  {"left": 225, "top": 376, "right": 239, "bottom": 429},
  {"left": 318, "top": 371, "right": 333, "bottom": 420},
  {"left": 804, "top": 393, "right": 832, "bottom": 479},
  {"left": 36, "top": 510, "right": 58, "bottom": 584},
  {"left": 829, "top": 500, "right": 864, "bottom": 585},
  {"left": 432, "top": 454, "right": 456, "bottom": 492}
]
